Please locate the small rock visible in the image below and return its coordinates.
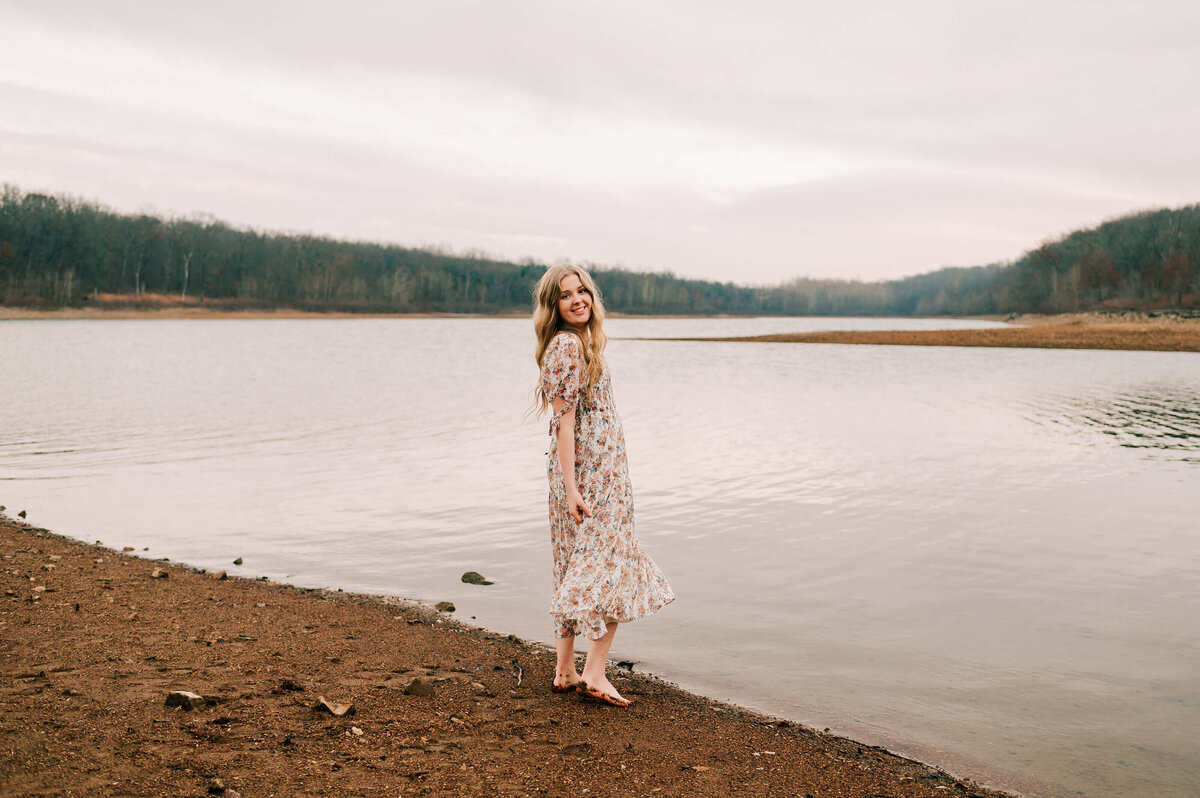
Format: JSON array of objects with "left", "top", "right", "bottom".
[
  {"left": 124, "top": 612, "right": 139, "bottom": 622},
  {"left": 48, "top": 555, "right": 61, "bottom": 561},
  {"left": 277, "top": 678, "right": 304, "bottom": 692},
  {"left": 403, "top": 677, "right": 435, "bottom": 697},
  {"left": 150, "top": 568, "right": 168, "bottom": 579},
  {"left": 233, "top": 557, "right": 243, "bottom": 565},
  {"left": 351, "top": 726, "right": 363, "bottom": 736},
  {"left": 213, "top": 570, "right": 227, "bottom": 580},
  {"left": 224, "top": 791, "right": 240, "bottom": 798},
  {"left": 165, "top": 690, "right": 206, "bottom": 710},
  {"left": 39, "top": 564, "right": 54, "bottom": 571},
  {"left": 207, "top": 778, "right": 226, "bottom": 794},
  {"left": 313, "top": 695, "right": 355, "bottom": 716},
  {"left": 17, "top": 510, "right": 26, "bottom": 518},
  {"left": 460, "top": 571, "right": 494, "bottom": 585},
  {"left": 122, "top": 546, "right": 135, "bottom": 552},
  {"left": 32, "top": 585, "right": 45, "bottom": 593},
  {"left": 434, "top": 601, "right": 455, "bottom": 613}
]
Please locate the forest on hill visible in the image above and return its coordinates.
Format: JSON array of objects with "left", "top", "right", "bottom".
[{"left": 0, "top": 184, "right": 1196, "bottom": 315}]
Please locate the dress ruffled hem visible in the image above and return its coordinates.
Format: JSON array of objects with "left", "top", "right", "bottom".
[{"left": 550, "top": 549, "right": 675, "bottom": 640}]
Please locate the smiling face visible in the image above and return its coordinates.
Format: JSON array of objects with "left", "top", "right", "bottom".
[{"left": 557, "top": 273, "right": 592, "bottom": 330}]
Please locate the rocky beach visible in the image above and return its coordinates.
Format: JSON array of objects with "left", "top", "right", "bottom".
[{"left": 0, "top": 516, "right": 1018, "bottom": 798}]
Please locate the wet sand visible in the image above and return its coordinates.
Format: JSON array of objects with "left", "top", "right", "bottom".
[{"left": 0, "top": 517, "right": 1015, "bottom": 797}]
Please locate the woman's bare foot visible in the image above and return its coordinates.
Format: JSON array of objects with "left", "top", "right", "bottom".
[
  {"left": 552, "top": 672, "right": 582, "bottom": 693},
  {"left": 577, "top": 673, "right": 629, "bottom": 705}
]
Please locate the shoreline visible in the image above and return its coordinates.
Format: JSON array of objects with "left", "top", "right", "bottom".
[
  {"left": 631, "top": 320, "right": 1200, "bottom": 353},
  {"left": 1, "top": 516, "right": 1020, "bottom": 797}
]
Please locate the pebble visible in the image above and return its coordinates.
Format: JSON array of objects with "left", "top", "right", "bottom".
[
  {"left": 213, "top": 570, "right": 227, "bottom": 580},
  {"left": 434, "top": 601, "right": 455, "bottom": 613},
  {"left": 233, "top": 557, "right": 243, "bottom": 565},
  {"left": 150, "top": 568, "right": 168, "bottom": 579},
  {"left": 403, "top": 677, "right": 435, "bottom": 697},
  {"left": 312, "top": 695, "right": 355, "bottom": 717},
  {"left": 460, "top": 571, "right": 494, "bottom": 585}
]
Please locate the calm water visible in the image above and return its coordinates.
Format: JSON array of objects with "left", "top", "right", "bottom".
[{"left": 2, "top": 317, "right": 1197, "bottom": 798}]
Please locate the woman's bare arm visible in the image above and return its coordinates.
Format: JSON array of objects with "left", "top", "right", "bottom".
[{"left": 553, "top": 397, "right": 592, "bottom": 523}]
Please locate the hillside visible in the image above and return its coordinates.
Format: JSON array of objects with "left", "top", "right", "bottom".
[{"left": 1, "top": 185, "right": 1196, "bottom": 315}]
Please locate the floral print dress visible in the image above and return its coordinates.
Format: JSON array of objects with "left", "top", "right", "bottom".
[{"left": 541, "top": 332, "right": 674, "bottom": 640}]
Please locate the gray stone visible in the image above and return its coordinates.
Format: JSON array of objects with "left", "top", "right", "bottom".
[
  {"left": 434, "top": 601, "right": 455, "bottom": 613},
  {"left": 165, "top": 690, "right": 206, "bottom": 710},
  {"left": 460, "top": 571, "right": 494, "bottom": 585},
  {"left": 232, "top": 557, "right": 243, "bottom": 565}
]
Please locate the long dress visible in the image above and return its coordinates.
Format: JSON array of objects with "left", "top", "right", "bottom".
[{"left": 541, "top": 331, "right": 674, "bottom": 640}]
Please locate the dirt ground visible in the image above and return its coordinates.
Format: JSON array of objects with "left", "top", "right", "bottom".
[{"left": 0, "top": 517, "right": 1016, "bottom": 798}]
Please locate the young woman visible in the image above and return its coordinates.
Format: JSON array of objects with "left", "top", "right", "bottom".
[{"left": 533, "top": 264, "right": 674, "bottom": 707}]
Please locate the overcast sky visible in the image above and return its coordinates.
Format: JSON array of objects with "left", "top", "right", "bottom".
[{"left": 3, "top": 1, "right": 1198, "bottom": 283}]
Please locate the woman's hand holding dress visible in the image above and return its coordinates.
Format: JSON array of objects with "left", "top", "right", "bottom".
[{"left": 553, "top": 399, "right": 593, "bottom": 524}]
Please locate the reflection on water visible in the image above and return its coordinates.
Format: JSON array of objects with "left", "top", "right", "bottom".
[
  {"left": 0, "top": 319, "right": 1198, "bottom": 798},
  {"left": 1028, "top": 385, "right": 1200, "bottom": 459}
]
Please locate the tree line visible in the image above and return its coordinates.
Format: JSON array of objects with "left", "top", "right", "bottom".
[{"left": 1, "top": 184, "right": 1196, "bottom": 315}]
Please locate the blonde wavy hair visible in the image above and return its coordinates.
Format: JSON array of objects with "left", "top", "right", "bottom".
[{"left": 533, "top": 264, "right": 608, "bottom": 416}]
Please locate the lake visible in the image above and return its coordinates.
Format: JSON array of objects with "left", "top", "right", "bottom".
[{"left": 1, "top": 316, "right": 1197, "bottom": 798}]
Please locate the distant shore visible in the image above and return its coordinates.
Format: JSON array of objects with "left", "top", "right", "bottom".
[
  {"left": 633, "top": 313, "right": 1200, "bottom": 353},
  {"left": 0, "top": 516, "right": 1018, "bottom": 797},
  {"left": 0, "top": 305, "right": 743, "bottom": 321},
  {"left": 0, "top": 305, "right": 530, "bottom": 320}
]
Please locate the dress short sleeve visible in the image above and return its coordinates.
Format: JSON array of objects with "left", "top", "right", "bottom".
[{"left": 542, "top": 333, "right": 582, "bottom": 433}]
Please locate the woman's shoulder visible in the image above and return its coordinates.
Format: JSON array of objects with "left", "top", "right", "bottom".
[{"left": 548, "top": 331, "right": 581, "bottom": 354}]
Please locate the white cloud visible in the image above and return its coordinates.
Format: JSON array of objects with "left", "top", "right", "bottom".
[{"left": 1, "top": 0, "right": 1198, "bottom": 282}]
